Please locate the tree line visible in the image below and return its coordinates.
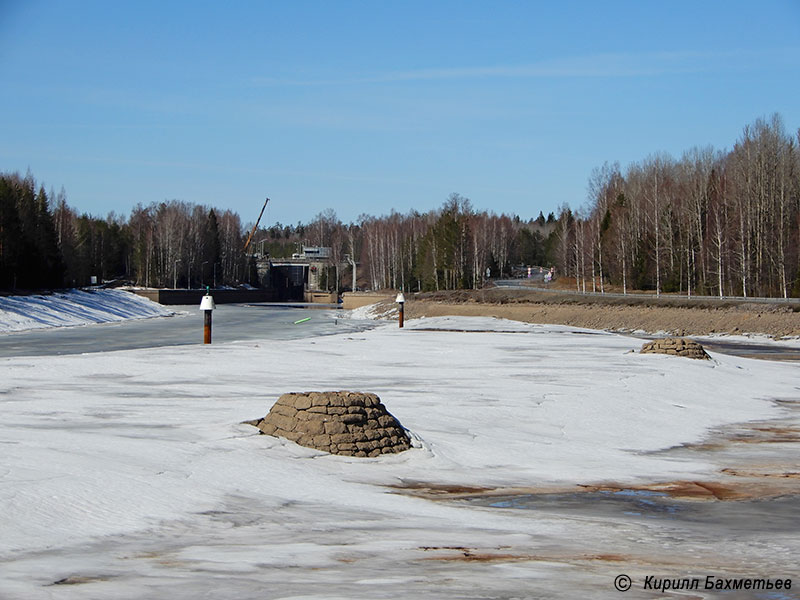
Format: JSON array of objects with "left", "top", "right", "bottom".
[
  {"left": 571, "top": 114, "right": 799, "bottom": 298},
  {"left": 281, "top": 201, "right": 557, "bottom": 294},
  {"left": 1, "top": 114, "right": 798, "bottom": 297},
  {"left": 0, "top": 171, "right": 558, "bottom": 293},
  {"left": 1, "top": 174, "right": 249, "bottom": 291}
]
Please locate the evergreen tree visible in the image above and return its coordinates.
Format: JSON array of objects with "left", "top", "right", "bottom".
[
  {"left": 15, "top": 174, "right": 41, "bottom": 288},
  {"left": 515, "top": 228, "right": 546, "bottom": 265},
  {"left": 35, "top": 186, "right": 65, "bottom": 287},
  {"left": 203, "top": 209, "right": 221, "bottom": 286},
  {"left": 0, "top": 177, "right": 22, "bottom": 289}
]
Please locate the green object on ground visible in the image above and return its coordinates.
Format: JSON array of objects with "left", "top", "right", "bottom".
[{"left": 293, "top": 317, "right": 311, "bottom": 324}]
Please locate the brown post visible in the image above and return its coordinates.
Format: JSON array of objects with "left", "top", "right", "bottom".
[
  {"left": 203, "top": 310, "right": 212, "bottom": 344},
  {"left": 200, "top": 288, "right": 215, "bottom": 343},
  {"left": 395, "top": 292, "right": 405, "bottom": 328}
]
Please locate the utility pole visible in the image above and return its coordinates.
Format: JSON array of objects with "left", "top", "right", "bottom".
[
  {"left": 173, "top": 259, "right": 181, "bottom": 289},
  {"left": 346, "top": 255, "right": 357, "bottom": 292}
]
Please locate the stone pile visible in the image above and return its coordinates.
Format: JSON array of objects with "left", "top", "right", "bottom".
[
  {"left": 640, "top": 337, "right": 710, "bottom": 360},
  {"left": 250, "top": 391, "right": 412, "bottom": 457}
]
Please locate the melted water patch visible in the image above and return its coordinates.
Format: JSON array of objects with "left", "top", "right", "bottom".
[{"left": 466, "top": 489, "right": 800, "bottom": 535}]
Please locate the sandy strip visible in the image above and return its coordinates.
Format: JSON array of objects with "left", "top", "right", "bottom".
[{"left": 402, "top": 297, "right": 800, "bottom": 338}]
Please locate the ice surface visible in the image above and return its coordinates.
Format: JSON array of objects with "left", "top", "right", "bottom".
[{"left": 1, "top": 315, "right": 798, "bottom": 598}]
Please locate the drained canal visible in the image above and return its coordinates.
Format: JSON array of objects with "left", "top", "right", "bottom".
[{"left": 0, "top": 303, "right": 377, "bottom": 358}]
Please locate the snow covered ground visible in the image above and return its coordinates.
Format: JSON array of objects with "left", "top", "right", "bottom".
[
  {"left": 1, "top": 313, "right": 798, "bottom": 598},
  {"left": 0, "top": 289, "right": 174, "bottom": 333}
]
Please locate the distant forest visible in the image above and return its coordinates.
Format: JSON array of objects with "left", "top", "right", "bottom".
[{"left": 1, "top": 114, "right": 798, "bottom": 297}]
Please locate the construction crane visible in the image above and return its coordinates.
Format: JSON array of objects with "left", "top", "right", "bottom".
[{"left": 243, "top": 197, "right": 270, "bottom": 254}]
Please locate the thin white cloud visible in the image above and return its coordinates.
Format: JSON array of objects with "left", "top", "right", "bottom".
[
  {"left": 375, "top": 52, "right": 703, "bottom": 81},
  {"left": 251, "top": 48, "right": 799, "bottom": 87}
]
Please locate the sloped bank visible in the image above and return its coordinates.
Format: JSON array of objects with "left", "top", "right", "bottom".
[
  {"left": 0, "top": 289, "right": 174, "bottom": 333},
  {"left": 395, "top": 291, "right": 800, "bottom": 338}
]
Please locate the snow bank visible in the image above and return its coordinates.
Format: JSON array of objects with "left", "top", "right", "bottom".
[
  {"left": 344, "top": 301, "right": 394, "bottom": 320},
  {"left": 0, "top": 289, "right": 174, "bottom": 333}
]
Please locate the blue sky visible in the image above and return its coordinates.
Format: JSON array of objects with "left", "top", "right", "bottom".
[{"left": 1, "top": 1, "right": 799, "bottom": 227}]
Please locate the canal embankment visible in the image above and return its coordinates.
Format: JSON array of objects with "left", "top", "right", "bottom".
[{"left": 395, "top": 288, "right": 800, "bottom": 339}]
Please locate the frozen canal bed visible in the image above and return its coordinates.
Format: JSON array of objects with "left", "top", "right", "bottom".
[
  {"left": 0, "top": 304, "right": 374, "bottom": 358},
  {"left": 1, "top": 316, "right": 798, "bottom": 599}
]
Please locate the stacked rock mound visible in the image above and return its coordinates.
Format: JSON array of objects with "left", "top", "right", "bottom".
[
  {"left": 251, "top": 391, "right": 412, "bottom": 457},
  {"left": 640, "top": 337, "right": 710, "bottom": 360}
]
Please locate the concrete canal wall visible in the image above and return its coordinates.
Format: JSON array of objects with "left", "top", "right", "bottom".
[{"left": 132, "top": 289, "right": 277, "bottom": 305}]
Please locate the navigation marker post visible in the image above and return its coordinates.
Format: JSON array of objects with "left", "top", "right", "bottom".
[
  {"left": 395, "top": 292, "right": 405, "bottom": 328},
  {"left": 200, "top": 287, "right": 216, "bottom": 344}
]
